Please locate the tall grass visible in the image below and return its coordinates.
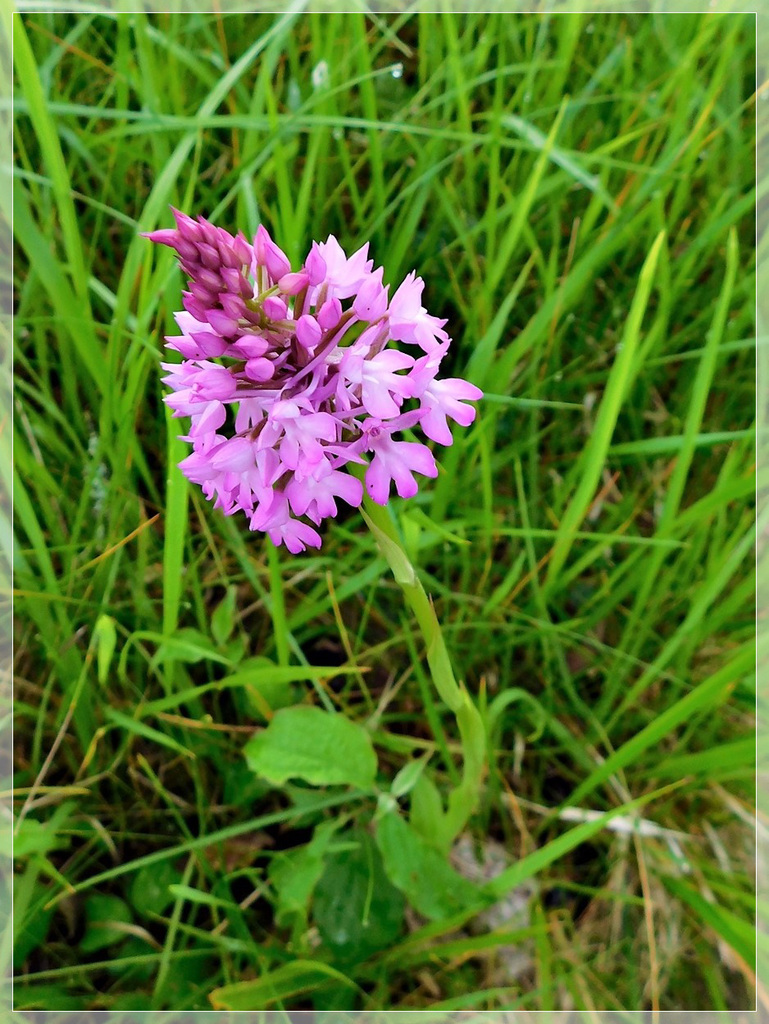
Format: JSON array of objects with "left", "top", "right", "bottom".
[{"left": 12, "top": 9, "right": 757, "bottom": 1012}]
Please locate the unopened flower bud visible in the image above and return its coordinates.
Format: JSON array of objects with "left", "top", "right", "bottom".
[
  {"left": 317, "top": 297, "right": 342, "bottom": 329},
  {"left": 305, "top": 244, "right": 327, "bottom": 286},
  {"left": 296, "top": 314, "right": 322, "bottom": 349},
  {"left": 278, "top": 271, "right": 309, "bottom": 295},
  {"left": 206, "top": 309, "right": 240, "bottom": 336},
  {"left": 263, "top": 296, "right": 288, "bottom": 321},
  {"left": 245, "top": 357, "right": 275, "bottom": 381},
  {"left": 255, "top": 225, "right": 291, "bottom": 282}
]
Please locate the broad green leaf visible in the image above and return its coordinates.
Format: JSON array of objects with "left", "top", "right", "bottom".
[
  {"left": 79, "top": 894, "right": 133, "bottom": 954},
  {"left": 409, "top": 773, "right": 450, "bottom": 849},
  {"left": 313, "top": 830, "right": 404, "bottom": 964},
  {"left": 375, "top": 811, "right": 481, "bottom": 920},
  {"left": 129, "top": 859, "right": 181, "bottom": 918},
  {"left": 243, "top": 706, "right": 377, "bottom": 789},
  {"left": 211, "top": 586, "right": 237, "bottom": 646},
  {"left": 269, "top": 820, "right": 339, "bottom": 928}
]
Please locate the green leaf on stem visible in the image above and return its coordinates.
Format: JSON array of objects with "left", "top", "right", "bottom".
[
  {"left": 269, "top": 820, "right": 339, "bottom": 929},
  {"left": 243, "top": 705, "right": 377, "bottom": 789},
  {"left": 360, "top": 507, "right": 416, "bottom": 586},
  {"left": 313, "top": 829, "right": 404, "bottom": 964},
  {"left": 375, "top": 809, "right": 483, "bottom": 920}
]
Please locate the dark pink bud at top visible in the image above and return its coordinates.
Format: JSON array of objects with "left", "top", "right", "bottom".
[
  {"left": 172, "top": 207, "right": 200, "bottom": 242},
  {"left": 142, "top": 228, "right": 199, "bottom": 264},
  {"left": 220, "top": 266, "right": 252, "bottom": 296},
  {"left": 196, "top": 216, "right": 223, "bottom": 248},
  {"left": 222, "top": 232, "right": 252, "bottom": 268},
  {"left": 196, "top": 267, "right": 225, "bottom": 293},
  {"left": 142, "top": 228, "right": 178, "bottom": 248},
  {"left": 206, "top": 309, "right": 240, "bottom": 336},
  {"left": 182, "top": 292, "right": 209, "bottom": 322},
  {"left": 219, "top": 293, "right": 247, "bottom": 319},
  {"left": 197, "top": 242, "right": 221, "bottom": 270}
]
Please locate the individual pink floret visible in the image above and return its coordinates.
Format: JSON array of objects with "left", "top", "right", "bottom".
[
  {"left": 308, "top": 235, "right": 373, "bottom": 300},
  {"left": 361, "top": 421, "right": 438, "bottom": 504},
  {"left": 286, "top": 459, "right": 364, "bottom": 523},
  {"left": 409, "top": 345, "right": 483, "bottom": 445},
  {"left": 339, "top": 349, "right": 414, "bottom": 420},
  {"left": 387, "top": 271, "right": 450, "bottom": 351}
]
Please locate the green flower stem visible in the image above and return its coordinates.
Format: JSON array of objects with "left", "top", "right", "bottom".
[{"left": 360, "top": 495, "right": 485, "bottom": 842}]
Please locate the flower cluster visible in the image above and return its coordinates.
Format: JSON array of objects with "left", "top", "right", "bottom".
[{"left": 146, "top": 210, "right": 482, "bottom": 553}]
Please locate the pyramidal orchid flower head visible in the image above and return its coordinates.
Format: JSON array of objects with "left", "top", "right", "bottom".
[{"left": 146, "top": 212, "right": 482, "bottom": 553}]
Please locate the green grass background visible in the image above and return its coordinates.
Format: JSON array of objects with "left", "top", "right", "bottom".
[{"left": 11, "top": 7, "right": 758, "bottom": 1013}]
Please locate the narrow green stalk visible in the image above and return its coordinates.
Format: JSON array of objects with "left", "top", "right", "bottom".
[
  {"left": 360, "top": 497, "right": 485, "bottom": 841},
  {"left": 267, "top": 541, "right": 290, "bottom": 668}
]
